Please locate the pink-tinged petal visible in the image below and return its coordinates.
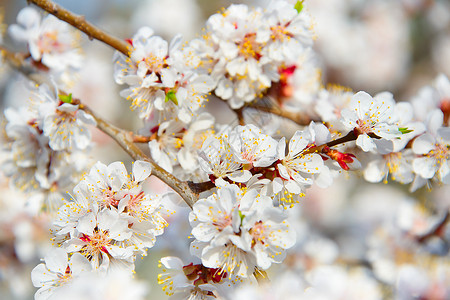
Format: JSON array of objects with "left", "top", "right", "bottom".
[
  {"left": 413, "top": 157, "right": 438, "bottom": 179},
  {"left": 356, "top": 134, "right": 376, "bottom": 152},
  {"left": 69, "top": 253, "right": 92, "bottom": 276},
  {"left": 44, "top": 248, "right": 68, "bottom": 274},
  {"left": 412, "top": 134, "right": 435, "bottom": 155}
]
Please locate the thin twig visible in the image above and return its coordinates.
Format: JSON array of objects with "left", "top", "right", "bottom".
[
  {"left": 246, "top": 100, "right": 313, "bottom": 126},
  {"left": 80, "top": 105, "right": 198, "bottom": 208},
  {"left": 1, "top": 46, "right": 197, "bottom": 208},
  {"left": 132, "top": 134, "right": 155, "bottom": 143},
  {"left": 27, "top": 0, "right": 130, "bottom": 56},
  {"left": 416, "top": 211, "right": 449, "bottom": 243}
]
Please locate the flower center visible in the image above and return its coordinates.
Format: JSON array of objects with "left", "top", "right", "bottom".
[
  {"left": 80, "top": 229, "right": 111, "bottom": 260},
  {"left": 427, "top": 143, "right": 449, "bottom": 165},
  {"left": 250, "top": 221, "right": 265, "bottom": 247},
  {"left": 38, "top": 31, "right": 67, "bottom": 54},
  {"left": 237, "top": 33, "right": 262, "bottom": 61},
  {"left": 356, "top": 119, "right": 374, "bottom": 135},
  {"left": 270, "top": 24, "right": 292, "bottom": 42}
]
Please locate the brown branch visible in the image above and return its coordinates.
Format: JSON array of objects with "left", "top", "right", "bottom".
[
  {"left": 188, "top": 180, "right": 216, "bottom": 195},
  {"left": 27, "top": 0, "right": 130, "bottom": 56},
  {"left": 132, "top": 134, "right": 154, "bottom": 143},
  {"left": 1, "top": 45, "right": 198, "bottom": 209},
  {"left": 246, "top": 102, "right": 313, "bottom": 126},
  {"left": 235, "top": 108, "right": 246, "bottom": 126},
  {"left": 80, "top": 105, "right": 198, "bottom": 208},
  {"left": 416, "top": 211, "right": 449, "bottom": 243},
  {"left": 302, "top": 130, "right": 358, "bottom": 155}
]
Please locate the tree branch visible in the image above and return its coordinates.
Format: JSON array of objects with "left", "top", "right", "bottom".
[
  {"left": 246, "top": 101, "right": 313, "bottom": 126},
  {"left": 1, "top": 45, "right": 198, "bottom": 208},
  {"left": 27, "top": 0, "right": 130, "bottom": 56},
  {"left": 80, "top": 105, "right": 198, "bottom": 208}
]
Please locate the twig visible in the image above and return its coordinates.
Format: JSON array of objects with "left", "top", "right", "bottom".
[
  {"left": 132, "top": 134, "right": 154, "bottom": 143},
  {"left": 245, "top": 101, "right": 313, "bottom": 126},
  {"left": 80, "top": 105, "right": 197, "bottom": 208},
  {"left": 1, "top": 46, "right": 198, "bottom": 208},
  {"left": 235, "top": 108, "right": 246, "bottom": 126},
  {"left": 302, "top": 130, "right": 357, "bottom": 155},
  {"left": 189, "top": 130, "right": 359, "bottom": 194},
  {"left": 27, "top": 0, "right": 130, "bottom": 56},
  {"left": 416, "top": 211, "right": 449, "bottom": 243}
]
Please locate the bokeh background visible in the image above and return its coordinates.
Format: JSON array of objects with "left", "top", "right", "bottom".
[{"left": 0, "top": 0, "right": 449, "bottom": 299}]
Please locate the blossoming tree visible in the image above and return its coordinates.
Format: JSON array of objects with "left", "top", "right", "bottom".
[{"left": 1, "top": 0, "right": 449, "bottom": 299}]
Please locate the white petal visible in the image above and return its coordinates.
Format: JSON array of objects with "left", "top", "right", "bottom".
[
  {"left": 413, "top": 156, "right": 438, "bottom": 179},
  {"left": 44, "top": 248, "right": 68, "bottom": 274},
  {"left": 132, "top": 160, "right": 152, "bottom": 182},
  {"left": 356, "top": 134, "right": 376, "bottom": 152}
]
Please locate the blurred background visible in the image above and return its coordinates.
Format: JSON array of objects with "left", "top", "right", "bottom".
[{"left": 0, "top": 0, "right": 449, "bottom": 299}]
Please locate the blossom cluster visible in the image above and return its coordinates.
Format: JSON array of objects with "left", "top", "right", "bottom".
[
  {"left": 32, "top": 160, "right": 169, "bottom": 298},
  {"left": 3, "top": 83, "right": 95, "bottom": 212},
  {"left": 0, "top": 0, "right": 449, "bottom": 299}
]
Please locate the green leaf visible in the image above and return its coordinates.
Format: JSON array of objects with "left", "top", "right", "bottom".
[
  {"left": 165, "top": 90, "right": 178, "bottom": 105},
  {"left": 239, "top": 211, "right": 245, "bottom": 224},
  {"left": 58, "top": 93, "right": 73, "bottom": 104},
  {"left": 399, "top": 127, "right": 413, "bottom": 134},
  {"left": 294, "top": 1, "right": 304, "bottom": 13}
]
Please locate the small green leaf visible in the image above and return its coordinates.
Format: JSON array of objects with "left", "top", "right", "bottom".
[
  {"left": 165, "top": 90, "right": 178, "bottom": 105},
  {"left": 58, "top": 93, "right": 73, "bottom": 104},
  {"left": 294, "top": 1, "right": 304, "bottom": 13},
  {"left": 399, "top": 127, "right": 413, "bottom": 134},
  {"left": 239, "top": 211, "right": 245, "bottom": 223}
]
